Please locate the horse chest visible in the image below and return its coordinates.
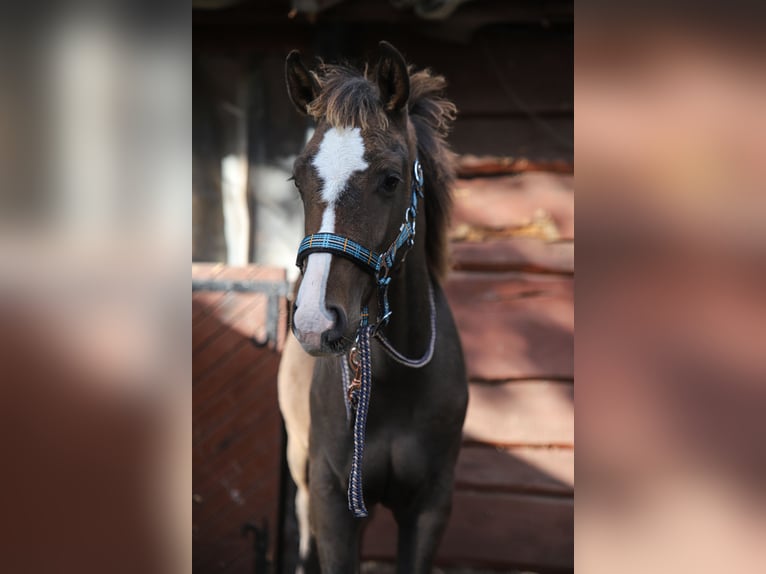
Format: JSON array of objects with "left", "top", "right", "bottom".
[
  {"left": 310, "top": 339, "right": 466, "bottom": 508},
  {"left": 354, "top": 427, "right": 428, "bottom": 508},
  {"left": 363, "top": 396, "right": 448, "bottom": 498}
]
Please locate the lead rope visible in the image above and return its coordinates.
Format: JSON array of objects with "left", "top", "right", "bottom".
[
  {"left": 341, "top": 284, "right": 437, "bottom": 518},
  {"left": 346, "top": 323, "right": 373, "bottom": 517}
]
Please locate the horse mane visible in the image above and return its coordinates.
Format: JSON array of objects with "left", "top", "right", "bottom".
[
  {"left": 306, "top": 62, "right": 457, "bottom": 281},
  {"left": 407, "top": 69, "right": 457, "bottom": 281}
]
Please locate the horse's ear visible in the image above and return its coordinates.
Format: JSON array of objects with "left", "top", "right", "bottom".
[
  {"left": 285, "top": 50, "right": 320, "bottom": 115},
  {"left": 376, "top": 41, "right": 409, "bottom": 113}
]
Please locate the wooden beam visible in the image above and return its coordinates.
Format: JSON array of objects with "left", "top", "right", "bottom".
[
  {"left": 464, "top": 381, "right": 574, "bottom": 446},
  {"left": 445, "top": 272, "right": 574, "bottom": 380},
  {"left": 456, "top": 154, "right": 574, "bottom": 176},
  {"left": 456, "top": 445, "right": 574, "bottom": 495},
  {"left": 451, "top": 238, "right": 574, "bottom": 275}
]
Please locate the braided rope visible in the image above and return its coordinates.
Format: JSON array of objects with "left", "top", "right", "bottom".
[
  {"left": 340, "top": 358, "right": 352, "bottom": 423},
  {"left": 347, "top": 324, "right": 373, "bottom": 517}
]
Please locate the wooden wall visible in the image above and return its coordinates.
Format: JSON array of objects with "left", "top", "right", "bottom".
[
  {"left": 362, "top": 170, "right": 574, "bottom": 572},
  {"left": 193, "top": 264, "right": 288, "bottom": 573}
]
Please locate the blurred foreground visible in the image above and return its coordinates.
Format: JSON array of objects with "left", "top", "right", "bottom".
[
  {"left": 0, "top": 2, "right": 189, "bottom": 574},
  {"left": 577, "top": 7, "right": 766, "bottom": 574}
]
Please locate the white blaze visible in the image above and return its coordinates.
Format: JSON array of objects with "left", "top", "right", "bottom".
[{"left": 294, "top": 127, "right": 368, "bottom": 350}]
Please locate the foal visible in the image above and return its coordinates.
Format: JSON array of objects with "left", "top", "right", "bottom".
[{"left": 277, "top": 42, "right": 467, "bottom": 574}]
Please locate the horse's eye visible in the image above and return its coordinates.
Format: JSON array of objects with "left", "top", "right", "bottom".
[
  {"left": 381, "top": 174, "right": 401, "bottom": 194},
  {"left": 288, "top": 175, "right": 302, "bottom": 195}
]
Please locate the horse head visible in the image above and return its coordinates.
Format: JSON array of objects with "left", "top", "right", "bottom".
[{"left": 285, "top": 42, "right": 419, "bottom": 356}]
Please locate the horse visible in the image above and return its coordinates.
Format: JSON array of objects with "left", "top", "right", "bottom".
[{"left": 277, "top": 41, "right": 468, "bottom": 574}]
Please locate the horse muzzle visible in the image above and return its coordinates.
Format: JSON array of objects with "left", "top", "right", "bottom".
[{"left": 292, "top": 302, "right": 350, "bottom": 356}]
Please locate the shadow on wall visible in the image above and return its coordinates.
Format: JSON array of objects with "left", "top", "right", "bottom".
[{"left": 444, "top": 271, "right": 574, "bottom": 381}]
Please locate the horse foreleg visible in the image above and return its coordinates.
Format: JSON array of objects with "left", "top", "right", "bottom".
[
  {"left": 278, "top": 333, "right": 316, "bottom": 572},
  {"left": 394, "top": 482, "right": 453, "bottom": 574},
  {"left": 309, "top": 460, "right": 363, "bottom": 574},
  {"left": 287, "top": 429, "right": 321, "bottom": 574}
]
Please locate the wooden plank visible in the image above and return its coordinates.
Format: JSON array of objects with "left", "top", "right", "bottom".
[
  {"left": 196, "top": 290, "right": 269, "bottom": 346},
  {"left": 363, "top": 491, "right": 573, "bottom": 572},
  {"left": 193, "top": 265, "right": 286, "bottom": 574},
  {"left": 449, "top": 116, "right": 573, "bottom": 161},
  {"left": 192, "top": 292, "right": 267, "bottom": 354},
  {"left": 464, "top": 381, "right": 573, "bottom": 447},
  {"left": 445, "top": 272, "right": 573, "bottom": 381},
  {"left": 192, "top": 262, "right": 225, "bottom": 275},
  {"left": 192, "top": 343, "right": 277, "bottom": 426},
  {"left": 191, "top": 263, "right": 285, "bottom": 285},
  {"left": 192, "top": 264, "right": 283, "bottom": 330},
  {"left": 451, "top": 238, "right": 574, "bottom": 275},
  {"left": 193, "top": 330, "right": 254, "bottom": 383},
  {"left": 456, "top": 446, "right": 573, "bottom": 495},
  {"left": 193, "top": 350, "right": 282, "bottom": 573},
  {"left": 192, "top": 265, "right": 287, "bottom": 357},
  {"left": 451, "top": 173, "right": 574, "bottom": 240},
  {"left": 191, "top": 264, "right": 228, "bottom": 326},
  {"left": 456, "top": 154, "right": 573, "bottom": 176},
  {"left": 389, "top": 28, "right": 573, "bottom": 116},
  {"left": 193, "top": 350, "right": 281, "bottom": 479}
]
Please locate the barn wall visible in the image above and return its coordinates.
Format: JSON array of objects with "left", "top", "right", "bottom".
[{"left": 362, "top": 172, "right": 574, "bottom": 572}]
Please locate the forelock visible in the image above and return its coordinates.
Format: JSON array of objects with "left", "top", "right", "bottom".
[{"left": 306, "top": 65, "right": 388, "bottom": 130}]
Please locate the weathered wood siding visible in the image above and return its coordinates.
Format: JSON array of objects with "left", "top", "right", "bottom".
[
  {"left": 362, "top": 172, "right": 574, "bottom": 573},
  {"left": 193, "top": 264, "right": 288, "bottom": 573}
]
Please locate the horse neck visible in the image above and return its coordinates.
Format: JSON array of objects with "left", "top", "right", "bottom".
[{"left": 377, "top": 217, "right": 432, "bottom": 359}]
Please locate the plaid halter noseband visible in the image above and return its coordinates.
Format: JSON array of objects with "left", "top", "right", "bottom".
[{"left": 295, "top": 158, "right": 425, "bottom": 330}]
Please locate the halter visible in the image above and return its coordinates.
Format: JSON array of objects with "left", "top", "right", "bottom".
[
  {"left": 294, "top": 158, "right": 433, "bottom": 518},
  {"left": 296, "top": 158, "right": 425, "bottom": 330}
]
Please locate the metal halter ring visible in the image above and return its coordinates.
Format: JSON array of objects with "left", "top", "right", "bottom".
[
  {"left": 348, "top": 346, "right": 360, "bottom": 369},
  {"left": 413, "top": 159, "right": 424, "bottom": 192},
  {"left": 376, "top": 260, "right": 390, "bottom": 283}
]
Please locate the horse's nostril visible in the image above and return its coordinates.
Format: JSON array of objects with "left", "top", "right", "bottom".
[
  {"left": 322, "top": 305, "right": 348, "bottom": 346},
  {"left": 330, "top": 305, "right": 347, "bottom": 331}
]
